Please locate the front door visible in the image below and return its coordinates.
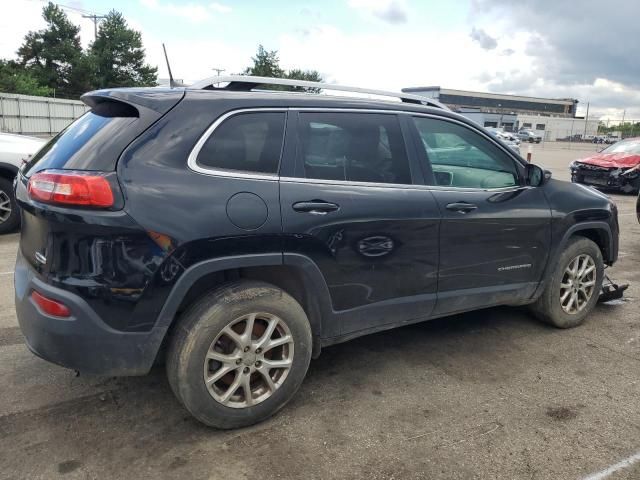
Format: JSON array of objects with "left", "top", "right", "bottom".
[
  {"left": 280, "top": 110, "right": 441, "bottom": 337},
  {"left": 410, "top": 115, "right": 552, "bottom": 316}
]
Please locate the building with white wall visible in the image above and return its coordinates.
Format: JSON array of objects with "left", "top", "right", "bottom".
[{"left": 401, "top": 86, "right": 598, "bottom": 140}]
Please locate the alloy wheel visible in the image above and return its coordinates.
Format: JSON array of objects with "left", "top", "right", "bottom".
[
  {"left": 0, "top": 190, "right": 11, "bottom": 224},
  {"left": 560, "top": 254, "right": 596, "bottom": 314},
  {"left": 203, "top": 312, "right": 294, "bottom": 408}
]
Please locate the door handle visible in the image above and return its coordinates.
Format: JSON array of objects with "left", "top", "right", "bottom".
[
  {"left": 292, "top": 201, "right": 340, "bottom": 215},
  {"left": 445, "top": 202, "right": 478, "bottom": 214}
]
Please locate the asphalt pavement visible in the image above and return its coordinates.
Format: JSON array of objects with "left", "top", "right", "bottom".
[{"left": 0, "top": 143, "right": 638, "bottom": 480}]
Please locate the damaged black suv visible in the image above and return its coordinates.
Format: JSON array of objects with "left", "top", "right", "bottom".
[{"left": 15, "top": 76, "right": 619, "bottom": 428}]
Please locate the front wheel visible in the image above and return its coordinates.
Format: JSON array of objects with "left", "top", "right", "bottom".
[
  {"left": 166, "top": 281, "right": 312, "bottom": 429},
  {"left": 530, "top": 237, "right": 604, "bottom": 328}
]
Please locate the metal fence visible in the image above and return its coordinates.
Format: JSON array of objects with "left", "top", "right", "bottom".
[{"left": 0, "top": 92, "right": 89, "bottom": 136}]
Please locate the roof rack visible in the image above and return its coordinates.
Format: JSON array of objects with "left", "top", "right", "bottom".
[{"left": 188, "top": 75, "right": 449, "bottom": 110}]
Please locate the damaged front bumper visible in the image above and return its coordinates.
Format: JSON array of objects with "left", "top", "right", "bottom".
[{"left": 571, "top": 162, "right": 640, "bottom": 193}]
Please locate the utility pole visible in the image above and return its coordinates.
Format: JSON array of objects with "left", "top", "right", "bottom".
[
  {"left": 212, "top": 67, "right": 226, "bottom": 77},
  {"left": 582, "top": 101, "right": 590, "bottom": 139},
  {"left": 82, "top": 14, "right": 107, "bottom": 41}
]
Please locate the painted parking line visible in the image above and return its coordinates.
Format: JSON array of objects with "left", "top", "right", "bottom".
[{"left": 582, "top": 451, "right": 640, "bottom": 480}]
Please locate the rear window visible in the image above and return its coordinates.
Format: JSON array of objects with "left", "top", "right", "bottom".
[
  {"left": 23, "top": 112, "right": 138, "bottom": 176},
  {"left": 195, "top": 112, "right": 286, "bottom": 174}
]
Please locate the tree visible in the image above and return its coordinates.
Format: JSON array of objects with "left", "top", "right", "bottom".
[
  {"left": 90, "top": 11, "right": 157, "bottom": 89},
  {"left": 16, "top": 2, "right": 86, "bottom": 97},
  {"left": 243, "top": 45, "right": 323, "bottom": 92},
  {"left": 285, "top": 68, "right": 323, "bottom": 92},
  {"left": 243, "top": 45, "right": 284, "bottom": 78},
  {"left": 0, "top": 60, "right": 51, "bottom": 96}
]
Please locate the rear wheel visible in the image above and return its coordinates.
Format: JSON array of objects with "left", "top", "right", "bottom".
[
  {"left": 167, "top": 281, "right": 312, "bottom": 428},
  {"left": 531, "top": 237, "right": 604, "bottom": 328},
  {"left": 0, "top": 177, "right": 20, "bottom": 234}
]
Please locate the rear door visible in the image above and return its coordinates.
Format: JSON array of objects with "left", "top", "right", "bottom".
[
  {"left": 280, "top": 110, "right": 441, "bottom": 337},
  {"left": 410, "top": 115, "right": 552, "bottom": 316}
]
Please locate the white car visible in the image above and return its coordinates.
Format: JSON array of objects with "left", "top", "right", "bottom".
[
  {"left": 0, "top": 132, "right": 46, "bottom": 233},
  {"left": 485, "top": 128, "right": 522, "bottom": 156}
]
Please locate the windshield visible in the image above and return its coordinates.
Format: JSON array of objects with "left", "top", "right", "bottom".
[{"left": 602, "top": 139, "right": 640, "bottom": 155}]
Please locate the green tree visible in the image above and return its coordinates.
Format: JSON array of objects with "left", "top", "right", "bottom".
[
  {"left": 90, "top": 11, "right": 157, "bottom": 88},
  {"left": 0, "top": 60, "right": 51, "bottom": 96},
  {"left": 16, "top": 2, "right": 87, "bottom": 97},
  {"left": 243, "top": 45, "right": 284, "bottom": 78},
  {"left": 243, "top": 45, "right": 323, "bottom": 92}
]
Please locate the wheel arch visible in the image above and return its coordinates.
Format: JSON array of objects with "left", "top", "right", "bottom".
[
  {"left": 156, "top": 253, "right": 333, "bottom": 359},
  {"left": 0, "top": 163, "right": 19, "bottom": 181},
  {"left": 531, "top": 221, "right": 614, "bottom": 303},
  {"left": 563, "top": 222, "right": 614, "bottom": 265}
]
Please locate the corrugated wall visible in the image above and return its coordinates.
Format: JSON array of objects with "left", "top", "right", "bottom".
[{"left": 0, "top": 92, "right": 89, "bottom": 136}]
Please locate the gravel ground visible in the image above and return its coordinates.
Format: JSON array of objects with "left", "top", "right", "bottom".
[{"left": 0, "top": 143, "right": 638, "bottom": 480}]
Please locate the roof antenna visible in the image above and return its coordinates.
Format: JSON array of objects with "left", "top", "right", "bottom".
[{"left": 162, "top": 43, "right": 176, "bottom": 88}]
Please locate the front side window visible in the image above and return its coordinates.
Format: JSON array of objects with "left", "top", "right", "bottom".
[
  {"left": 413, "top": 116, "right": 519, "bottom": 189},
  {"left": 196, "top": 112, "right": 285, "bottom": 174},
  {"left": 298, "top": 112, "right": 411, "bottom": 185}
]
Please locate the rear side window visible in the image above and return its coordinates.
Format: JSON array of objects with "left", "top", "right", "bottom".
[
  {"left": 298, "top": 112, "right": 411, "bottom": 185},
  {"left": 196, "top": 112, "right": 285, "bottom": 174},
  {"left": 23, "top": 112, "right": 137, "bottom": 176}
]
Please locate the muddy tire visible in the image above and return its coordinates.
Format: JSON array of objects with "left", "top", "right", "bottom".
[
  {"left": 0, "top": 177, "right": 20, "bottom": 234},
  {"left": 166, "top": 280, "right": 312, "bottom": 429},
  {"left": 530, "top": 237, "right": 604, "bottom": 328}
]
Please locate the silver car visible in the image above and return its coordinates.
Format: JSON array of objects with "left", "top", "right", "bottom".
[
  {"left": 486, "top": 128, "right": 522, "bottom": 156},
  {"left": 0, "top": 132, "right": 46, "bottom": 233}
]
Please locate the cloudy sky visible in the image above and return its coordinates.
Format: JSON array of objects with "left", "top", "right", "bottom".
[{"left": 1, "top": 0, "right": 638, "bottom": 120}]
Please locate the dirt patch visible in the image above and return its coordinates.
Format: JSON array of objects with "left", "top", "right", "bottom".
[{"left": 546, "top": 406, "right": 579, "bottom": 421}]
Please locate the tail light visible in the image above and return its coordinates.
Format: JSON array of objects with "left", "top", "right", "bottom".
[
  {"left": 28, "top": 170, "right": 115, "bottom": 208},
  {"left": 31, "top": 291, "right": 71, "bottom": 318}
]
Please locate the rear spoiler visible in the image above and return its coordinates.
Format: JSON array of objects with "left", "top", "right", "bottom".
[{"left": 81, "top": 88, "right": 186, "bottom": 117}]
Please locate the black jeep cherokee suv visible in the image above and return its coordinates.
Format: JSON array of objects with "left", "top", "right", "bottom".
[{"left": 14, "top": 76, "right": 619, "bottom": 428}]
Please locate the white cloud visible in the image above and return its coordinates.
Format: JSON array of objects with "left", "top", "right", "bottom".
[
  {"left": 0, "top": 0, "right": 96, "bottom": 60},
  {"left": 139, "top": 0, "right": 231, "bottom": 23},
  {"left": 347, "top": 0, "right": 408, "bottom": 24},
  {"left": 277, "top": 25, "right": 531, "bottom": 93}
]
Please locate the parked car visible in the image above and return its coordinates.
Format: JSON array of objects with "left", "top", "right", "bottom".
[
  {"left": 570, "top": 137, "right": 640, "bottom": 193},
  {"left": 517, "top": 129, "right": 542, "bottom": 143},
  {"left": 0, "top": 132, "right": 46, "bottom": 234},
  {"left": 485, "top": 128, "right": 521, "bottom": 155},
  {"left": 489, "top": 128, "right": 521, "bottom": 145},
  {"left": 15, "top": 76, "right": 619, "bottom": 429}
]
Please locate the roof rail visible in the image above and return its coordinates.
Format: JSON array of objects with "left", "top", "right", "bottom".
[{"left": 188, "top": 75, "right": 450, "bottom": 110}]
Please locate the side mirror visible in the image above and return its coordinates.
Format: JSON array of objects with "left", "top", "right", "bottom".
[{"left": 525, "top": 164, "right": 551, "bottom": 186}]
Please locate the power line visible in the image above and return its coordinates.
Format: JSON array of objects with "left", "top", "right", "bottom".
[{"left": 81, "top": 14, "right": 107, "bottom": 41}]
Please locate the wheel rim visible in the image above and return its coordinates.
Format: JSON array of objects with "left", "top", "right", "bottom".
[
  {"left": 560, "top": 254, "right": 596, "bottom": 314},
  {"left": 203, "top": 312, "right": 294, "bottom": 409},
  {"left": 0, "top": 190, "right": 11, "bottom": 223}
]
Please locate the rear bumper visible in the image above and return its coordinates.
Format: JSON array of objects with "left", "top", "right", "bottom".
[{"left": 14, "top": 249, "right": 167, "bottom": 376}]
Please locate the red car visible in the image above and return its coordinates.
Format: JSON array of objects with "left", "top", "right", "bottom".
[{"left": 570, "top": 137, "right": 640, "bottom": 193}]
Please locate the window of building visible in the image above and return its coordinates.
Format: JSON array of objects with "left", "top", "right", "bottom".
[
  {"left": 536, "top": 124, "right": 546, "bottom": 130},
  {"left": 484, "top": 121, "right": 498, "bottom": 128},
  {"left": 196, "top": 112, "right": 285, "bottom": 174},
  {"left": 298, "top": 112, "right": 411, "bottom": 185},
  {"left": 522, "top": 123, "right": 532, "bottom": 129},
  {"left": 413, "top": 116, "right": 518, "bottom": 189}
]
